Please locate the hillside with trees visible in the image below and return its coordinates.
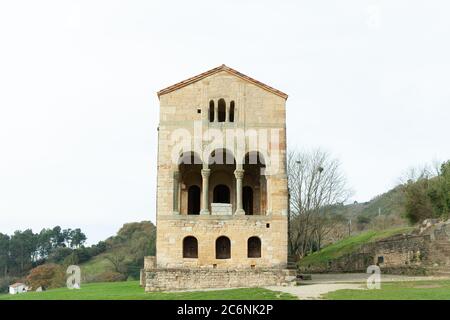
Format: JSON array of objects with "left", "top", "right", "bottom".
[
  {"left": 0, "top": 221, "right": 156, "bottom": 293},
  {"left": 81, "top": 221, "right": 156, "bottom": 283},
  {"left": 293, "top": 159, "right": 450, "bottom": 264}
]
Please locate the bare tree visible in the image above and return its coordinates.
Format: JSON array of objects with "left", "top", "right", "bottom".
[
  {"left": 104, "top": 249, "right": 129, "bottom": 275},
  {"left": 288, "top": 148, "right": 352, "bottom": 258}
]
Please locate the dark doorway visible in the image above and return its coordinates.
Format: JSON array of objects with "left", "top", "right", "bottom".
[
  {"left": 188, "top": 185, "right": 201, "bottom": 215},
  {"left": 183, "top": 236, "right": 198, "bottom": 258},
  {"left": 216, "top": 236, "right": 231, "bottom": 259},
  {"left": 213, "top": 184, "right": 230, "bottom": 203},
  {"left": 247, "top": 236, "right": 261, "bottom": 258},
  {"left": 243, "top": 186, "right": 253, "bottom": 215}
]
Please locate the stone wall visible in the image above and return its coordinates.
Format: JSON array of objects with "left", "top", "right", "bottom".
[
  {"left": 371, "top": 235, "right": 430, "bottom": 270},
  {"left": 300, "top": 234, "right": 431, "bottom": 275},
  {"left": 156, "top": 215, "right": 288, "bottom": 269},
  {"left": 145, "top": 268, "right": 296, "bottom": 292}
]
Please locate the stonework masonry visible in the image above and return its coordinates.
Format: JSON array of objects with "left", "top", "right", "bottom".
[
  {"left": 145, "top": 65, "right": 291, "bottom": 291},
  {"left": 300, "top": 220, "right": 450, "bottom": 276},
  {"left": 145, "top": 268, "right": 296, "bottom": 292}
]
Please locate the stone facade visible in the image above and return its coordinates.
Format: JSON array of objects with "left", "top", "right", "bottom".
[
  {"left": 145, "top": 268, "right": 296, "bottom": 292},
  {"left": 146, "top": 65, "right": 290, "bottom": 291}
]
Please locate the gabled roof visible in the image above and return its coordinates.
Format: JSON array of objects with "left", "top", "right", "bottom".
[
  {"left": 10, "top": 283, "right": 25, "bottom": 288},
  {"left": 157, "top": 64, "right": 288, "bottom": 100}
]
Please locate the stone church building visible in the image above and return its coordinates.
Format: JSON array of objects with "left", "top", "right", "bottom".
[{"left": 144, "top": 65, "right": 295, "bottom": 291}]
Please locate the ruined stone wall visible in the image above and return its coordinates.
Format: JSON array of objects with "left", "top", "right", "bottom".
[
  {"left": 371, "top": 235, "right": 430, "bottom": 269},
  {"left": 145, "top": 268, "right": 295, "bottom": 292},
  {"left": 300, "top": 235, "right": 431, "bottom": 275}
]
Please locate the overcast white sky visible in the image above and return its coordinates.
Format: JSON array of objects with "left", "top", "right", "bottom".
[{"left": 0, "top": 0, "right": 449, "bottom": 244}]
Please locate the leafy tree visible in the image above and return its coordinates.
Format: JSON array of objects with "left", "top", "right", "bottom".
[
  {"left": 62, "top": 228, "right": 72, "bottom": 247},
  {"left": 26, "top": 263, "right": 65, "bottom": 290},
  {"left": 48, "top": 226, "right": 64, "bottom": 248},
  {"left": 403, "top": 160, "right": 450, "bottom": 223},
  {"left": 47, "top": 247, "right": 73, "bottom": 264},
  {"left": 0, "top": 233, "right": 10, "bottom": 277},
  {"left": 9, "top": 229, "right": 38, "bottom": 274},
  {"left": 69, "top": 229, "right": 87, "bottom": 248},
  {"left": 404, "top": 179, "right": 434, "bottom": 223},
  {"left": 37, "top": 228, "right": 54, "bottom": 259}
]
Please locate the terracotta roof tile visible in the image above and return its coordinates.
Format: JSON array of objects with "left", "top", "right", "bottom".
[
  {"left": 157, "top": 64, "right": 288, "bottom": 100},
  {"left": 10, "top": 283, "right": 25, "bottom": 288}
]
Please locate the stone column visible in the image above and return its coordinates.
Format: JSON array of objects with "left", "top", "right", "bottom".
[
  {"left": 214, "top": 101, "right": 218, "bottom": 123},
  {"left": 226, "top": 102, "right": 229, "bottom": 122},
  {"left": 234, "top": 169, "right": 245, "bottom": 215},
  {"left": 172, "top": 171, "right": 180, "bottom": 214},
  {"left": 260, "top": 175, "right": 267, "bottom": 215},
  {"left": 200, "top": 169, "right": 211, "bottom": 215}
]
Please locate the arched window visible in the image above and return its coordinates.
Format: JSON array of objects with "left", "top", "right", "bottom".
[
  {"left": 209, "top": 100, "right": 215, "bottom": 122},
  {"left": 216, "top": 236, "right": 231, "bottom": 259},
  {"left": 218, "top": 99, "right": 226, "bottom": 122},
  {"left": 183, "top": 236, "right": 198, "bottom": 258},
  {"left": 229, "top": 101, "right": 235, "bottom": 122},
  {"left": 243, "top": 186, "right": 253, "bottom": 215},
  {"left": 188, "top": 185, "right": 200, "bottom": 215},
  {"left": 213, "top": 184, "right": 230, "bottom": 203},
  {"left": 247, "top": 236, "right": 261, "bottom": 258}
]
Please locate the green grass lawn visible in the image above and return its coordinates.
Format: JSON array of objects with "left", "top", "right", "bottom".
[
  {"left": 324, "top": 279, "right": 450, "bottom": 300},
  {"left": 0, "top": 281, "right": 296, "bottom": 300},
  {"left": 299, "top": 227, "right": 414, "bottom": 268}
]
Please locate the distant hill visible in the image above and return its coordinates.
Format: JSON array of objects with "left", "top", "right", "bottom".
[
  {"left": 328, "top": 185, "right": 408, "bottom": 228},
  {"left": 81, "top": 221, "right": 156, "bottom": 282}
]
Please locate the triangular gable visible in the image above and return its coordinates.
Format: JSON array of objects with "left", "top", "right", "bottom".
[{"left": 157, "top": 64, "right": 288, "bottom": 100}]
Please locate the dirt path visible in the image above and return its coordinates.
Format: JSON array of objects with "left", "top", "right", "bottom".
[
  {"left": 266, "top": 273, "right": 447, "bottom": 300},
  {"left": 266, "top": 283, "right": 364, "bottom": 300},
  {"left": 301, "top": 273, "right": 446, "bottom": 283}
]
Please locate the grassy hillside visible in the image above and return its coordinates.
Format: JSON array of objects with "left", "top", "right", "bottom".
[
  {"left": 299, "top": 226, "right": 414, "bottom": 268},
  {"left": 80, "top": 221, "right": 156, "bottom": 282},
  {"left": 0, "top": 281, "right": 296, "bottom": 300}
]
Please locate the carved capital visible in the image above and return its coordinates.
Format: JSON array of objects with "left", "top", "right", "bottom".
[
  {"left": 201, "top": 169, "right": 211, "bottom": 178},
  {"left": 234, "top": 169, "right": 244, "bottom": 179}
]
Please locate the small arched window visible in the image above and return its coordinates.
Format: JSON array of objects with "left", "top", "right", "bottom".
[
  {"left": 216, "top": 236, "right": 231, "bottom": 259},
  {"left": 229, "top": 101, "right": 235, "bottom": 122},
  {"left": 247, "top": 236, "right": 261, "bottom": 258},
  {"left": 183, "top": 236, "right": 198, "bottom": 258},
  {"left": 209, "top": 100, "right": 215, "bottom": 122},
  {"left": 218, "top": 99, "right": 226, "bottom": 122}
]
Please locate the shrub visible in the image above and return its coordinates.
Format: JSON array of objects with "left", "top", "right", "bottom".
[{"left": 26, "top": 263, "right": 66, "bottom": 290}]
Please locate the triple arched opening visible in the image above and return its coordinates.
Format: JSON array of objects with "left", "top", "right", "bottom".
[
  {"left": 209, "top": 99, "right": 235, "bottom": 123},
  {"left": 177, "top": 149, "right": 267, "bottom": 215},
  {"left": 182, "top": 235, "right": 261, "bottom": 260}
]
